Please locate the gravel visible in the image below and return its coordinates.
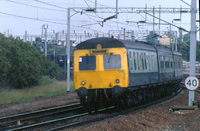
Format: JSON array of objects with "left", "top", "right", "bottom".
[
  {"left": 0, "top": 91, "right": 79, "bottom": 117},
  {"left": 1, "top": 89, "right": 200, "bottom": 130},
  {"left": 68, "top": 89, "right": 200, "bottom": 131}
]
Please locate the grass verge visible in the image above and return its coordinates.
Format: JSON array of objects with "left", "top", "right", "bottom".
[{"left": 0, "top": 79, "right": 74, "bottom": 104}]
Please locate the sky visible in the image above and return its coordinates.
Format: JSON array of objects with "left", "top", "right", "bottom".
[{"left": 0, "top": 0, "right": 199, "bottom": 41}]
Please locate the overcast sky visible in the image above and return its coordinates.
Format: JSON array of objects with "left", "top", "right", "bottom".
[{"left": 0, "top": 0, "right": 199, "bottom": 40}]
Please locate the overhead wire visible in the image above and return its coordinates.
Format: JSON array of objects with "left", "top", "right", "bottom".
[
  {"left": 83, "top": 0, "right": 137, "bottom": 33},
  {"left": 6, "top": 0, "right": 66, "bottom": 12},
  {"left": 0, "top": 11, "right": 67, "bottom": 25},
  {"left": 83, "top": 0, "right": 104, "bottom": 19},
  {"left": 1, "top": 0, "right": 69, "bottom": 25},
  {"left": 85, "top": 0, "right": 110, "bottom": 8},
  {"left": 2, "top": 0, "right": 173, "bottom": 38},
  {"left": 34, "top": 0, "right": 68, "bottom": 10}
]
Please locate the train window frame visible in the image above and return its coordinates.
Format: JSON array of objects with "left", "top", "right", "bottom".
[
  {"left": 103, "top": 54, "right": 121, "bottom": 70},
  {"left": 164, "top": 56, "right": 169, "bottom": 69},
  {"left": 128, "top": 50, "right": 157, "bottom": 72},
  {"left": 79, "top": 55, "right": 96, "bottom": 71},
  {"left": 165, "top": 61, "right": 170, "bottom": 68},
  {"left": 171, "top": 61, "right": 173, "bottom": 68},
  {"left": 133, "top": 52, "right": 137, "bottom": 70},
  {"left": 129, "top": 52, "right": 133, "bottom": 71},
  {"left": 160, "top": 56, "right": 164, "bottom": 69},
  {"left": 151, "top": 55, "right": 154, "bottom": 71},
  {"left": 137, "top": 52, "right": 140, "bottom": 70},
  {"left": 141, "top": 53, "right": 144, "bottom": 70},
  {"left": 144, "top": 53, "right": 147, "bottom": 70}
]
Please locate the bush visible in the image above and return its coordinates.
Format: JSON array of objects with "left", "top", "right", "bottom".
[{"left": 0, "top": 34, "right": 61, "bottom": 89}]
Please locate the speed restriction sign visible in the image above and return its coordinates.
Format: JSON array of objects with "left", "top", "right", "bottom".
[{"left": 184, "top": 76, "right": 199, "bottom": 91}]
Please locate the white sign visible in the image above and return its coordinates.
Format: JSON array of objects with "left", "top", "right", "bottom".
[{"left": 184, "top": 76, "right": 199, "bottom": 91}]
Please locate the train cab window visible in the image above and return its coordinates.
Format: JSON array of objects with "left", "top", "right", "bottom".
[
  {"left": 103, "top": 54, "right": 121, "bottom": 70},
  {"left": 79, "top": 56, "right": 96, "bottom": 70}
]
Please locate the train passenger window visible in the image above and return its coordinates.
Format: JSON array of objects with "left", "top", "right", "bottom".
[
  {"left": 137, "top": 52, "right": 140, "bottom": 70},
  {"left": 151, "top": 55, "right": 154, "bottom": 71},
  {"left": 141, "top": 53, "right": 144, "bottom": 70},
  {"left": 160, "top": 61, "right": 164, "bottom": 69},
  {"left": 79, "top": 56, "right": 96, "bottom": 70},
  {"left": 165, "top": 61, "right": 169, "bottom": 68},
  {"left": 103, "top": 54, "right": 121, "bottom": 70},
  {"left": 171, "top": 62, "right": 173, "bottom": 68},
  {"left": 178, "top": 62, "right": 181, "bottom": 68},
  {"left": 144, "top": 53, "right": 147, "bottom": 70},
  {"left": 133, "top": 52, "right": 137, "bottom": 70},
  {"left": 129, "top": 52, "right": 133, "bottom": 70}
]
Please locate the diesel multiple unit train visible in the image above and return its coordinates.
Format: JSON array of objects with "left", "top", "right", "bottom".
[{"left": 73, "top": 37, "right": 182, "bottom": 108}]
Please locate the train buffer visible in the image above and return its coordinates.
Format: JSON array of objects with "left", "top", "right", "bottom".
[{"left": 169, "top": 102, "right": 199, "bottom": 114}]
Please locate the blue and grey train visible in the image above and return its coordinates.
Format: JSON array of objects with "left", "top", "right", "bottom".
[{"left": 73, "top": 37, "right": 182, "bottom": 107}]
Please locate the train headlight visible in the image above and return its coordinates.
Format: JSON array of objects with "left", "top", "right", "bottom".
[
  {"left": 115, "top": 79, "right": 120, "bottom": 84},
  {"left": 81, "top": 81, "right": 86, "bottom": 85}
]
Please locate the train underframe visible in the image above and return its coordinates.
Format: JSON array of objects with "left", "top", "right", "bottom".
[{"left": 79, "top": 80, "right": 182, "bottom": 111}]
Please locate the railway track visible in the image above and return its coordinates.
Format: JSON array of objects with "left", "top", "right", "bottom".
[
  {"left": 1, "top": 87, "right": 183, "bottom": 131},
  {"left": 48, "top": 87, "right": 183, "bottom": 131},
  {"left": 195, "top": 89, "right": 200, "bottom": 94},
  {"left": 0, "top": 102, "right": 83, "bottom": 131}
]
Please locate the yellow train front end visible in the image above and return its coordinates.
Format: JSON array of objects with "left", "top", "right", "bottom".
[{"left": 74, "top": 43, "right": 128, "bottom": 106}]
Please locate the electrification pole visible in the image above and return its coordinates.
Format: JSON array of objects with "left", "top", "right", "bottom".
[
  {"left": 188, "top": 0, "right": 197, "bottom": 106},
  {"left": 43, "top": 24, "right": 48, "bottom": 57},
  {"left": 25, "top": 31, "right": 27, "bottom": 42},
  {"left": 67, "top": 8, "right": 71, "bottom": 92}
]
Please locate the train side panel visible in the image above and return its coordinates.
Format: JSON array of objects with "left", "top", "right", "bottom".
[
  {"left": 127, "top": 49, "right": 158, "bottom": 86},
  {"left": 173, "top": 51, "right": 183, "bottom": 80},
  {"left": 156, "top": 47, "right": 174, "bottom": 83}
]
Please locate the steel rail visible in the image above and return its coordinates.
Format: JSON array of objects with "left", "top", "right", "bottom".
[
  {"left": 195, "top": 89, "right": 200, "bottom": 94},
  {"left": 46, "top": 87, "right": 183, "bottom": 131},
  {"left": 6, "top": 112, "right": 90, "bottom": 131},
  {"left": 0, "top": 102, "right": 80, "bottom": 121},
  {"left": 0, "top": 102, "right": 82, "bottom": 129},
  {"left": 4, "top": 87, "right": 183, "bottom": 131},
  {"left": 46, "top": 106, "right": 116, "bottom": 131}
]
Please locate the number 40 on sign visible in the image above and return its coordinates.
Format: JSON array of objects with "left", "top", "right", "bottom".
[{"left": 184, "top": 76, "right": 199, "bottom": 91}]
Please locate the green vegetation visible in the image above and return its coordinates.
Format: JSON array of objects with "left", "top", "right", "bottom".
[
  {"left": 31, "top": 37, "right": 66, "bottom": 54},
  {"left": 177, "top": 33, "right": 200, "bottom": 61},
  {"left": 0, "top": 34, "right": 61, "bottom": 89},
  {"left": 0, "top": 78, "right": 74, "bottom": 104}
]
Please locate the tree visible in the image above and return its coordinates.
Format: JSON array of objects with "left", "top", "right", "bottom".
[
  {"left": 177, "top": 33, "right": 200, "bottom": 62},
  {"left": 146, "top": 31, "right": 159, "bottom": 44},
  {"left": 0, "top": 34, "right": 61, "bottom": 89}
]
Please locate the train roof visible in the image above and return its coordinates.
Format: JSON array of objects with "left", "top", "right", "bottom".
[
  {"left": 155, "top": 46, "right": 173, "bottom": 55},
  {"left": 75, "top": 37, "right": 181, "bottom": 56},
  {"left": 172, "top": 50, "right": 182, "bottom": 56},
  {"left": 75, "top": 37, "right": 156, "bottom": 51}
]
